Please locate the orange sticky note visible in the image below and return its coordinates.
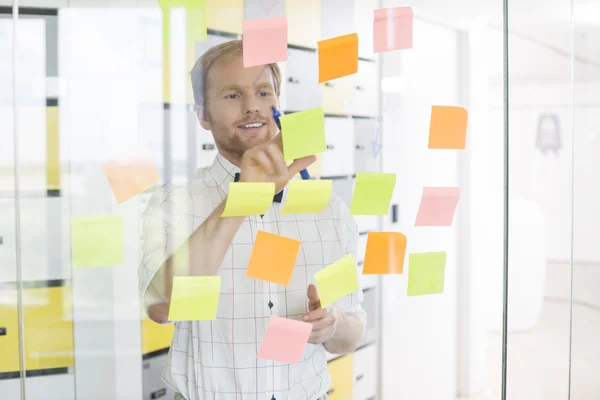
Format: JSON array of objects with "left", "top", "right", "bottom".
[
  {"left": 363, "top": 232, "right": 407, "bottom": 274},
  {"left": 243, "top": 16, "right": 288, "bottom": 67},
  {"left": 246, "top": 231, "right": 300, "bottom": 286},
  {"left": 257, "top": 316, "right": 312, "bottom": 364},
  {"left": 415, "top": 187, "right": 460, "bottom": 227},
  {"left": 102, "top": 145, "right": 160, "bottom": 204},
  {"left": 373, "top": 7, "right": 413, "bottom": 53},
  {"left": 317, "top": 33, "right": 359, "bottom": 83},
  {"left": 428, "top": 106, "right": 468, "bottom": 149}
]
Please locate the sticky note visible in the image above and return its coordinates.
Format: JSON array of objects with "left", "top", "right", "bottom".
[
  {"left": 242, "top": 16, "right": 288, "bottom": 67},
  {"left": 168, "top": 276, "right": 221, "bottom": 321},
  {"left": 350, "top": 172, "right": 396, "bottom": 215},
  {"left": 281, "top": 180, "right": 332, "bottom": 214},
  {"left": 159, "top": 1, "right": 207, "bottom": 42},
  {"left": 407, "top": 252, "right": 446, "bottom": 296},
  {"left": 246, "top": 231, "right": 300, "bottom": 286},
  {"left": 415, "top": 187, "right": 460, "bottom": 227},
  {"left": 185, "top": 5, "right": 207, "bottom": 42},
  {"left": 428, "top": 106, "right": 468, "bottom": 149},
  {"left": 158, "top": 0, "right": 203, "bottom": 8},
  {"left": 314, "top": 254, "right": 360, "bottom": 308},
  {"left": 71, "top": 215, "right": 124, "bottom": 268},
  {"left": 373, "top": 6, "right": 413, "bottom": 53},
  {"left": 363, "top": 232, "right": 407, "bottom": 274},
  {"left": 280, "top": 108, "right": 327, "bottom": 161},
  {"left": 102, "top": 145, "right": 160, "bottom": 204},
  {"left": 317, "top": 33, "right": 359, "bottom": 83},
  {"left": 258, "top": 316, "right": 312, "bottom": 364},
  {"left": 221, "top": 182, "right": 275, "bottom": 217}
]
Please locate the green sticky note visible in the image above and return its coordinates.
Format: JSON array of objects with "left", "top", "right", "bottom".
[
  {"left": 71, "top": 215, "right": 124, "bottom": 268},
  {"left": 158, "top": 0, "right": 203, "bottom": 8},
  {"left": 159, "top": 1, "right": 207, "bottom": 42},
  {"left": 168, "top": 276, "right": 221, "bottom": 321},
  {"left": 407, "top": 252, "right": 446, "bottom": 296},
  {"left": 350, "top": 172, "right": 396, "bottom": 215},
  {"left": 185, "top": 5, "right": 207, "bottom": 42},
  {"left": 221, "top": 182, "right": 275, "bottom": 217},
  {"left": 314, "top": 254, "right": 360, "bottom": 308},
  {"left": 280, "top": 108, "right": 327, "bottom": 161}
]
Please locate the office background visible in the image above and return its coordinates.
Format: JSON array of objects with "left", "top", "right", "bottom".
[{"left": 1, "top": 0, "right": 599, "bottom": 399}]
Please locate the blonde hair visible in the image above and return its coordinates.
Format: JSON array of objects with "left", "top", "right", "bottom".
[{"left": 190, "top": 40, "right": 282, "bottom": 115}]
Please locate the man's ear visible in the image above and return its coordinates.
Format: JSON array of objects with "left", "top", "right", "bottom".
[{"left": 197, "top": 107, "right": 211, "bottom": 131}]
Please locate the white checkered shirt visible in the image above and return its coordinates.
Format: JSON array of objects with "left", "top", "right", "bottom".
[{"left": 138, "top": 153, "right": 366, "bottom": 400}]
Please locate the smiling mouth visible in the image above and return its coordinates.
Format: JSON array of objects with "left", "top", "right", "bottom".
[{"left": 237, "top": 122, "right": 266, "bottom": 129}]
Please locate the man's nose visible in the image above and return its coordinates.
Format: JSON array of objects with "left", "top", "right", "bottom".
[{"left": 243, "top": 96, "right": 260, "bottom": 114}]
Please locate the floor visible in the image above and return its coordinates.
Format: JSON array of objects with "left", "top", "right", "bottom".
[{"left": 459, "top": 261, "right": 600, "bottom": 400}]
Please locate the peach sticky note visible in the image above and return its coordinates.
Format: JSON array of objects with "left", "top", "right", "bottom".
[
  {"left": 243, "top": 16, "right": 288, "bottom": 67},
  {"left": 71, "top": 215, "right": 124, "bottom": 268},
  {"left": 314, "top": 254, "right": 360, "bottom": 308},
  {"left": 428, "top": 106, "right": 469, "bottom": 149},
  {"left": 221, "top": 182, "right": 275, "bottom": 217},
  {"left": 363, "top": 232, "right": 407, "bottom": 274},
  {"left": 258, "top": 316, "right": 312, "bottom": 364},
  {"left": 407, "top": 252, "right": 446, "bottom": 296},
  {"left": 280, "top": 108, "right": 327, "bottom": 161},
  {"left": 168, "top": 276, "right": 221, "bottom": 321},
  {"left": 246, "top": 231, "right": 301, "bottom": 285},
  {"left": 317, "top": 33, "right": 359, "bottom": 83},
  {"left": 415, "top": 187, "right": 460, "bottom": 227},
  {"left": 281, "top": 180, "right": 332, "bottom": 214},
  {"left": 373, "top": 6, "right": 413, "bottom": 53},
  {"left": 350, "top": 172, "right": 397, "bottom": 215},
  {"left": 102, "top": 145, "right": 160, "bottom": 204}
]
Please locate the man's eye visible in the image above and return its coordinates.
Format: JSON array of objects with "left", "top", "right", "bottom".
[
  {"left": 226, "top": 94, "right": 239, "bottom": 99},
  {"left": 258, "top": 91, "right": 270, "bottom": 97}
]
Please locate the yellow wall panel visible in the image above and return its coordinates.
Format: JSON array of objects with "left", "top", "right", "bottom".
[
  {"left": 0, "top": 286, "right": 74, "bottom": 373},
  {"left": 286, "top": 0, "right": 322, "bottom": 48},
  {"left": 46, "top": 106, "right": 60, "bottom": 191},
  {"left": 327, "top": 354, "right": 354, "bottom": 400},
  {"left": 205, "top": 0, "right": 243, "bottom": 35}
]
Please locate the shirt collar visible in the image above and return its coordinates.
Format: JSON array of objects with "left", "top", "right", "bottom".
[{"left": 206, "top": 153, "right": 240, "bottom": 194}]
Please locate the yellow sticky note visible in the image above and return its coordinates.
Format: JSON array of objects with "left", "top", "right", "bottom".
[
  {"left": 71, "top": 215, "right": 124, "bottom": 268},
  {"left": 168, "top": 276, "right": 221, "bottom": 321},
  {"left": 280, "top": 108, "right": 327, "bottom": 161},
  {"left": 314, "top": 254, "right": 360, "bottom": 308},
  {"left": 350, "top": 172, "right": 396, "bottom": 215},
  {"left": 281, "top": 180, "right": 332, "bottom": 214},
  {"left": 221, "top": 182, "right": 275, "bottom": 217}
]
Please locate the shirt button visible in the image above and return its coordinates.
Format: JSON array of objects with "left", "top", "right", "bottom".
[{"left": 268, "top": 301, "right": 273, "bottom": 309}]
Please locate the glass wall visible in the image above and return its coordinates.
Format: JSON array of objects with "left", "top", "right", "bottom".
[{"left": 2, "top": 0, "right": 598, "bottom": 399}]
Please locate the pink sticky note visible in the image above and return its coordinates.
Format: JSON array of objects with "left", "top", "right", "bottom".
[
  {"left": 242, "top": 16, "right": 288, "bottom": 68},
  {"left": 415, "top": 187, "right": 460, "bottom": 227},
  {"left": 102, "top": 145, "right": 160, "bottom": 204},
  {"left": 257, "top": 316, "right": 312, "bottom": 364},
  {"left": 373, "top": 7, "right": 413, "bottom": 53}
]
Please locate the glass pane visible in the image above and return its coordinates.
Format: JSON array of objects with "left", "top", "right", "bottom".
[
  {"left": 505, "top": 0, "right": 576, "bottom": 398},
  {"left": 571, "top": 2, "right": 600, "bottom": 398}
]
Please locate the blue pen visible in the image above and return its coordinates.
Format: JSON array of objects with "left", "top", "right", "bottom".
[{"left": 272, "top": 107, "right": 311, "bottom": 180}]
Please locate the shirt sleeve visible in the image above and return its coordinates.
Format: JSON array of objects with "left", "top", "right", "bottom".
[
  {"left": 137, "top": 184, "right": 212, "bottom": 320},
  {"left": 331, "top": 197, "right": 368, "bottom": 339}
]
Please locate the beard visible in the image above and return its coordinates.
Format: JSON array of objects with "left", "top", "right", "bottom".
[{"left": 212, "top": 122, "right": 275, "bottom": 161}]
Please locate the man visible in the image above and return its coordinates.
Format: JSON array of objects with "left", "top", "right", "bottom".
[{"left": 138, "top": 40, "right": 366, "bottom": 400}]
